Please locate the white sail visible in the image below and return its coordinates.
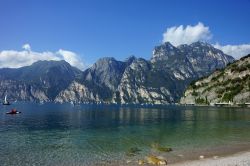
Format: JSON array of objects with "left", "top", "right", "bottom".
[{"left": 4, "top": 95, "right": 7, "bottom": 103}]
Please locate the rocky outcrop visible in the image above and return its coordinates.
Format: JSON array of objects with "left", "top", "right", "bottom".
[
  {"left": 0, "top": 80, "right": 49, "bottom": 102},
  {"left": 113, "top": 58, "right": 175, "bottom": 104},
  {"left": 180, "top": 54, "right": 250, "bottom": 104},
  {"left": 55, "top": 81, "right": 101, "bottom": 103}
]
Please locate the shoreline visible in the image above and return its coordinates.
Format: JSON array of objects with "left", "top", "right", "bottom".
[
  {"left": 5, "top": 101, "right": 250, "bottom": 108},
  {"left": 170, "top": 151, "right": 250, "bottom": 166},
  {"left": 119, "top": 144, "right": 250, "bottom": 166}
]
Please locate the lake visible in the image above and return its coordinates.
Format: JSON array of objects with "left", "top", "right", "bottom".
[{"left": 0, "top": 103, "right": 250, "bottom": 165}]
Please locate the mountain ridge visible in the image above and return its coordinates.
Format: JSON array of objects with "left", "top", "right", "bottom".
[{"left": 0, "top": 41, "right": 235, "bottom": 104}]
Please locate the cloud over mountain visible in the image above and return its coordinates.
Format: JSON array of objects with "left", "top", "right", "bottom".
[
  {"left": 0, "top": 44, "right": 85, "bottom": 70},
  {"left": 214, "top": 43, "right": 250, "bottom": 59},
  {"left": 162, "top": 22, "right": 212, "bottom": 46}
]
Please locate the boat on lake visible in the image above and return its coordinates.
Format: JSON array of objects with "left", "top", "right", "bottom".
[
  {"left": 6, "top": 108, "right": 21, "bottom": 114},
  {"left": 2, "top": 95, "right": 10, "bottom": 105}
]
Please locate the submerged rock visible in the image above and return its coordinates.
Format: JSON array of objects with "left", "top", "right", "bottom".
[
  {"left": 151, "top": 143, "right": 173, "bottom": 152},
  {"left": 126, "top": 147, "right": 141, "bottom": 156}
]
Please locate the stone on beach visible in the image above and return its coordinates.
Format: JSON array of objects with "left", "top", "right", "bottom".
[
  {"left": 146, "top": 155, "right": 167, "bottom": 165},
  {"left": 177, "top": 154, "right": 184, "bottom": 157},
  {"left": 213, "top": 156, "right": 219, "bottom": 159},
  {"left": 199, "top": 155, "right": 205, "bottom": 159},
  {"left": 138, "top": 159, "right": 145, "bottom": 165}
]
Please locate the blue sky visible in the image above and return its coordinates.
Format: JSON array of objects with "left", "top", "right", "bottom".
[{"left": 0, "top": 0, "right": 250, "bottom": 69}]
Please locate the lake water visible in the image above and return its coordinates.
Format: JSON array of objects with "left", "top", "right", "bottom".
[{"left": 0, "top": 103, "right": 250, "bottom": 166}]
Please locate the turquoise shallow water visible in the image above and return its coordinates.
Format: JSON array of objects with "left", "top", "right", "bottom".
[{"left": 0, "top": 103, "right": 250, "bottom": 165}]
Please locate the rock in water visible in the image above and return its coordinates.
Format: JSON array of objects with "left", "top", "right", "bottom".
[
  {"left": 151, "top": 143, "right": 173, "bottom": 152},
  {"left": 126, "top": 147, "right": 141, "bottom": 156}
]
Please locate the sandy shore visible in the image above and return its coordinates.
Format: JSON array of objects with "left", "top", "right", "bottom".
[{"left": 170, "top": 151, "right": 250, "bottom": 166}]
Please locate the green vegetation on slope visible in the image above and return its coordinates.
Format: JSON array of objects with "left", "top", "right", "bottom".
[{"left": 181, "top": 54, "right": 250, "bottom": 104}]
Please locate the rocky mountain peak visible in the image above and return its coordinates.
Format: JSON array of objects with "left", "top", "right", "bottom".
[
  {"left": 152, "top": 42, "right": 178, "bottom": 59},
  {"left": 32, "top": 59, "right": 69, "bottom": 65},
  {"left": 163, "top": 41, "right": 176, "bottom": 48},
  {"left": 30, "top": 60, "right": 81, "bottom": 75},
  {"left": 93, "top": 57, "right": 117, "bottom": 67},
  {"left": 125, "top": 55, "right": 137, "bottom": 65},
  {"left": 81, "top": 57, "right": 127, "bottom": 92},
  {"left": 90, "top": 57, "right": 125, "bottom": 73},
  {"left": 189, "top": 41, "right": 213, "bottom": 48}
]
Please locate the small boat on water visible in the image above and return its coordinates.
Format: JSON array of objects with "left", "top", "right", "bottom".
[
  {"left": 6, "top": 109, "right": 21, "bottom": 115},
  {"left": 3, "top": 95, "right": 10, "bottom": 105}
]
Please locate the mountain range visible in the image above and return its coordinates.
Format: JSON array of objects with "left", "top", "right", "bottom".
[{"left": 0, "top": 41, "right": 234, "bottom": 104}]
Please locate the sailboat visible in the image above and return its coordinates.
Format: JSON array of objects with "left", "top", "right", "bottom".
[{"left": 3, "top": 95, "right": 10, "bottom": 105}]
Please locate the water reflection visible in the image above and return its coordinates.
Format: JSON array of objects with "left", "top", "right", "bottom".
[
  {"left": 0, "top": 103, "right": 250, "bottom": 166},
  {"left": 2, "top": 104, "right": 249, "bottom": 130}
]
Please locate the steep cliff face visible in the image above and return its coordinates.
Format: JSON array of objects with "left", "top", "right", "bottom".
[
  {"left": 0, "top": 80, "right": 49, "bottom": 102},
  {"left": 113, "top": 58, "right": 177, "bottom": 104},
  {"left": 0, "top": 42, "right": 235, "bottom": 104},
  {"left": 180, "top": 54, "right": 250, "bottom": 104},
  {"left": 54, "top": 81, "right": 101, "bottom": 103}
]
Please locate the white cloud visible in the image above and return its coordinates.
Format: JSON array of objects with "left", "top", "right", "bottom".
[
  {"left": 214, "top": 43, "right": 250, "bottom": 59},
  {"left": 22, "top": 44, "right": 31, "bottom": 51},
  {"left": 162, "top": 22, "right": 212, "bottom": 46},
  {"left": 0, "top": 44, "right": 85, "bottom": 70},
  {"left": 57, "top": 49, "right": 85, "bottom": 70}
]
